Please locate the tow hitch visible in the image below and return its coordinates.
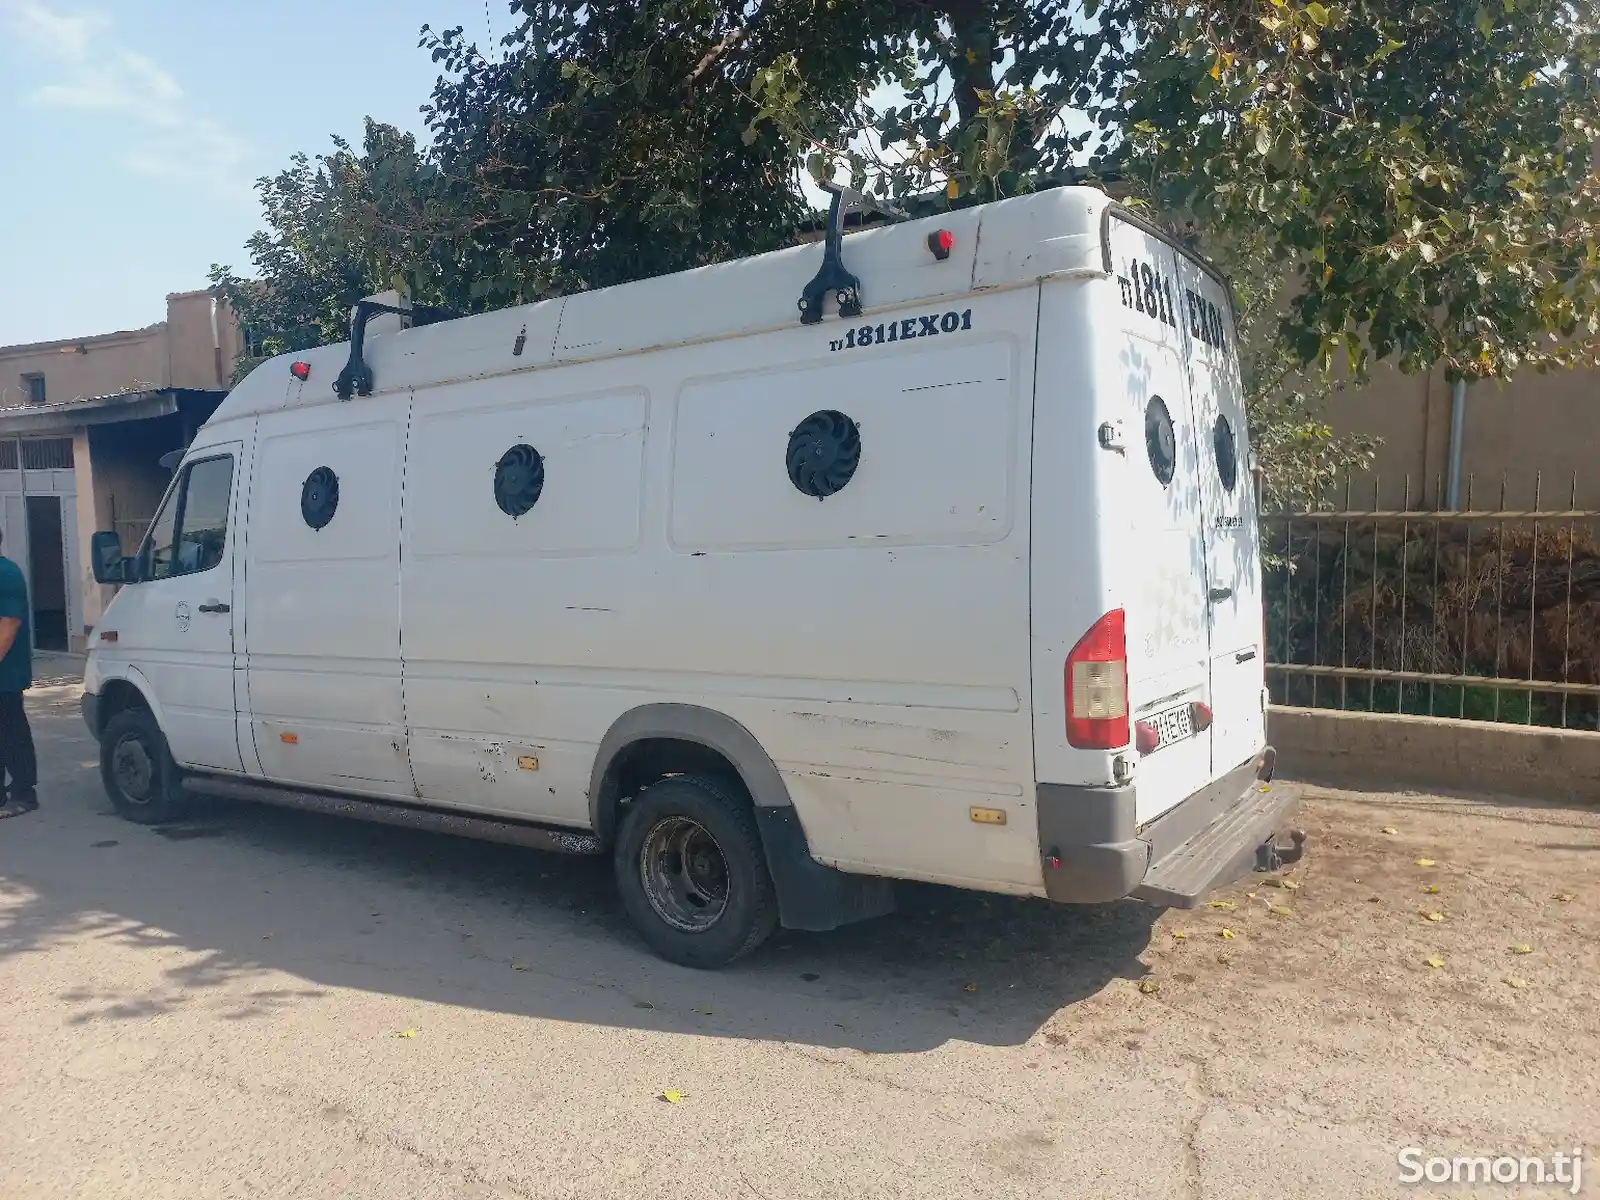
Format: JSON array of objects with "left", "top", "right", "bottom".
[{"left": 1256, "top": 828, "right": 1307, "bottom": 872}]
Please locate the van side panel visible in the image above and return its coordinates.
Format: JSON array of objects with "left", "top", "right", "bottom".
[
  {"left": 397, "top": 287, "right": 1042, "bottom": 891},
  {"left": 243, "top": 398, "right": 412, "bottom": 796}
]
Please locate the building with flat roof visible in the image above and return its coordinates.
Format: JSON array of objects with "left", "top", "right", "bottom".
[{"left": 0, "top": 290, "right": 242, "bottom": 650}]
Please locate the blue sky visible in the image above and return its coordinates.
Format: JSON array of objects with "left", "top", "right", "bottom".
[{"left": 0, "top": 0, "right": 507, "bottom": 345}]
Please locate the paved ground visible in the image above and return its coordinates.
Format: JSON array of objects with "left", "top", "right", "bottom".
[{"left": 1, "top": 659, "right": 1595, "bottom": 1199}]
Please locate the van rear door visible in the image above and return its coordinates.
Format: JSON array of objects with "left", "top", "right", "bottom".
[
  {"left": 1101, "top": 215, "right": 1218, "bottom": 824},
  {"left": 1174, "top": 254, "right": 1266, "bottom": 775}
]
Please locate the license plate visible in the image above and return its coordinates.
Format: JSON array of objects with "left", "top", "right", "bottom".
[{"left": 1151, "top": 704, "right": 1195, "bottom": 746}]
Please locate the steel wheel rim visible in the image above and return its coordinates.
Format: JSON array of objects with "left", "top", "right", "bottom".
[
  {"left": 638, "top": 815, "right": 730, "bottom": 933},
  {"left": 112, "top": 735, "right": 155, "bottom": 804}
]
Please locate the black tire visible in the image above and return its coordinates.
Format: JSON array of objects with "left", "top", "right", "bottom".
[
  {"left": 613, "top": 775, "right": 779, "bottom": 968},
  {"left": 100, "top": 708, "right": 189, "bottom": 825}
]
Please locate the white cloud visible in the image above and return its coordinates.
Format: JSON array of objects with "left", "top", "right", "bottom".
[{"left": 2, "top": 1, "right": 249, "bottom": 197}]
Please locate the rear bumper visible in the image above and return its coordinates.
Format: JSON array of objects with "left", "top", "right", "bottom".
[
  {"left": 81, "top": 692, "right": 101, "bottom": 738},
  {"left": 1037, "top": 750, "right": 1297, "bottom": 906}
]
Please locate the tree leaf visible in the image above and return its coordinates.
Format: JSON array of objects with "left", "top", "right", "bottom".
[{"left": 1305, "top": 2, "right": 1330, "bottom": 26}]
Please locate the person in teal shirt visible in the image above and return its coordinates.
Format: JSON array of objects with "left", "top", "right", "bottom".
[{"left": 0, "top": 527, "right": 37, "bottom": 816}]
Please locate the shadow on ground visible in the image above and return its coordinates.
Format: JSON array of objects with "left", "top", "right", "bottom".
[{"left": 1, "top": 694, "right": 1160, "bottom": 1053}]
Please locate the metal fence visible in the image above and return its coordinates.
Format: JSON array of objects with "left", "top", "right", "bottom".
[{"left": 1263, "top": 473, "right": 1600, "bottom": 730}]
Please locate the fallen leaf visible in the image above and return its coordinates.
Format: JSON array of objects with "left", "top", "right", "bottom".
[
  {"left": 1423, "top": 884, "right": 1441, "bottom": 895},
  {"left": 1504, "top": 976, "right": 1528, "bottom": 990},
  {"left": 1553, "top": 892, "right": 1575, "bottom": 903},
  {"left": 800, "top": 972, "right": 820, "bottom": 982},
  {"left": 1216, "top": 954, "right": 1233, "bottom": 966},
  {"left": 1511, "top": 943, "right": 1534, "bottom": 955},
  {"left": 1138, "top": 979, "right": 1161, "bottom": 995},
  {"left": 1281, "top": 880, "right": 1301, "bottom": 891},
  {"left": 964, "top": 983, "right": 979, "bottom": 993},
  {"left": 1246, "top": 891, "right": 1258, "bottom": 899},
  {"left": 1426, "top": 956, "right": 1444, "bottom": 969},
  {"left": 1219, "top": 928, "right": 1236, "bottom": 939},
  {"left": 1207, "top": 900, "right": 1237, "bottom": 912},
  {"left": 397, "top": 1028, "right": 419, "bottom": 1039},
  {"left": 1261, "top": 877, "right": 1287, "bottom": 888},
  {"left": 261, "top": 934, "right": 273, "bottom": 940},
  {"left": 1268, "top": 904, "right": 1292, "bottom": 917},
  {"left": 1381, "top": 826, "right": 1398, "bottom": 835},
  {"left": 1421, "top": 910, "right": 1445, "bottom": 923},
  {"left": 511, "top": 963, "right": 530, "bottom": 971},
  {"left": 1367, "top": 896, "right": 1382, "bottom": 903},
  {"left": 660, "top": 1089, "right": 685, "bottom": 1104},
  {"left": 1415, "top": 858, "right": 1437, "bottom": 868},
  {"left": 633, "top": 1000, "right": 655, "bottom": 1010},
  {"left": 1172, "top": 931, "right": 1188, "bottom": 940}
]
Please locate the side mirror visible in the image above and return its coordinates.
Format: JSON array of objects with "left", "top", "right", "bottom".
[{"left": 91, "top": 531, "right": 130, "bottom": 584}]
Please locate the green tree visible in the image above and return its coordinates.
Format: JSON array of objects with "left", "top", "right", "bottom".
[
  {"left": 1116, "top": 0, "right": 1600, "bottom": 379},
  {"left": 223, "top": 0, "right": 1600, "bottom": 400}
]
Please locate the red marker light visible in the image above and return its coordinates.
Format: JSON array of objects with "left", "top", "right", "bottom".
[
  {"left": 927, "top": 229, "right": 955, "bottom": 260},
  {"left": 1135, "top": 720, "right": 1161, "bottom": 755},
  {"left": 290, "top": 361, "right": 311, "bottom": 381},
  {"left": 1190, "top": 702, "right": 1214, "bottom": 732}
]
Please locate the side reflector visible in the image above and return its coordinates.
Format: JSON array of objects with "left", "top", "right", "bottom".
[
  {"left": 290, "top": 361, "right": 311, "bottom": 381},
  {"left": 99, "top": 630, "right": 118, "bottom": 643},
  {"left": 1064, "top": 609, "right": 1129, "bottom": 750},
  {"left": 518, "top": 755, "right": 540, "bottom": 771},
  {"left": 280, "top": 732, "right": 299, "bottom": 745},
  {"left": 927, "top": 229, "right": 955, "bottom": 260},
  {"left": 969, "top": 806, "right": 1007, "bottom": 826}
]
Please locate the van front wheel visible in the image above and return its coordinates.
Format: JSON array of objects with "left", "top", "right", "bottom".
[
  {"left": 100, "top": 709, "right": 188, "bottom": 825},
  {"left": 614, "top": 776, "right": 778, "bottom": 968}
]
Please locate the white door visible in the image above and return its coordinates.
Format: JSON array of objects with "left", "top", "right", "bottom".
[
  {"left": 244, "top": 400, "right": 412, "bottom": 796},
  {"left": 1175, "top": 255, "right": 1266, "bottom": 774},
  {"left": 1103, "top": 217, "right": 1218, "bottom": 823},
  {"left": 116, "top": 447, "right": 245, "bottom": 772}
]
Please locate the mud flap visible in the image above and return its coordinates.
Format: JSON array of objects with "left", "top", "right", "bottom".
[{"left": 754, "top": 806, "right": 897, "bottom": 931}]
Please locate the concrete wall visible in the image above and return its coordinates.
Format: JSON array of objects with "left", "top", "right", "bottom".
[
  {"left": 1270, "top": 705, "right": 1600, "bottom": 802},
  {"left": 0, "top": 291, "right": 241, "bottom": 409},
  {"left": 1322, "top": 363, "right": 1600, "bottom": 511}
]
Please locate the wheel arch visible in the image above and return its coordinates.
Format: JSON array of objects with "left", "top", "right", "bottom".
[
  {"left": 587, "top": 704, "right": 896, "bottom": 933},
  {"left": 92, "top": 670, "right": 162, "bottom": 737},
  {"left": 587, "top": 704, "right": 792, "bottom": 847}
]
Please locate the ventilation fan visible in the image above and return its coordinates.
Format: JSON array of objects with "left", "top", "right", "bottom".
[
  {"left": 786, "top": 410, "right": 861, "bottom": 500},
  {"left": 300, "top": 466, "right": 339, "bottom": 530},
  {"left": 1145, "top": 397, "right": 1176, "bottom": 488},
  {"left": 494, "top": 443, "right": 545, "bottom": 517}
]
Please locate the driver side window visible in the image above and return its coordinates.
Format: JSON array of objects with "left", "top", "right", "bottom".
[{"left": 142, "top": 455, "right": 235, "bottom": 581}]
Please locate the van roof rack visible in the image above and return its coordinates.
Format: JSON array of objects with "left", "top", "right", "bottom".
[
  {"left": 334, "top": 299, "right": 462, "bottom": 401},
  {"left": 797, "top": 182, "right": 909, "bottom": 326}
]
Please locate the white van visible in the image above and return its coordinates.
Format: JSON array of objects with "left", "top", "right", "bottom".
[{"left": 82, "top": 187, "right": 1300, "bottom": 967}]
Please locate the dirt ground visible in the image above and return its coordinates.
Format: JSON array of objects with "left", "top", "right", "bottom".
[{"left": 0, "top": 661, "right": 1595, "bottom": 1199}]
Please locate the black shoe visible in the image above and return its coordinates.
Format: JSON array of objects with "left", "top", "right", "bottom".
[{"left": 6, "top": 791, "right": 37, "bottom": 814}]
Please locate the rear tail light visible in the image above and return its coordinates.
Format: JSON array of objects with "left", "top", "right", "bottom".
[
  {"left": 1065, "top": 609, "right": 1129, "bottom": 750},
  {"left": 1190, "top": 702, "right": 1214, "bottom": 732},
  {"left": 1135, "top": 721, "right": 1160, "bottom": 755}
]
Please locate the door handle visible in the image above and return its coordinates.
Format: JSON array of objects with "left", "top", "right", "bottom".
[
  {"left": 1208, "top": 586, "right": 1233, "bottom": 603},
  {"left": 198, "top": 601, "right": 231, "bottom": 614},
  {"left": 1235, "top": 648, "right": 1257, "bottom": 663}
]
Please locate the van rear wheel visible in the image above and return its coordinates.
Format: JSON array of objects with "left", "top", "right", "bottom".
[
  {"left": 614, "top": 775, "right": 778, "bottom": 968},
  {"left": 100, "top": 709, "right": 188, "bottom": 825}
]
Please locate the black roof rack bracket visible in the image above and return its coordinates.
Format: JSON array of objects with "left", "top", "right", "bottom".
[
  {"left": 333, "top": 300, "right": 461, "bottom": 400},
  {"left": 798, "top": 185, "right": 908, "bottom": 326}
]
